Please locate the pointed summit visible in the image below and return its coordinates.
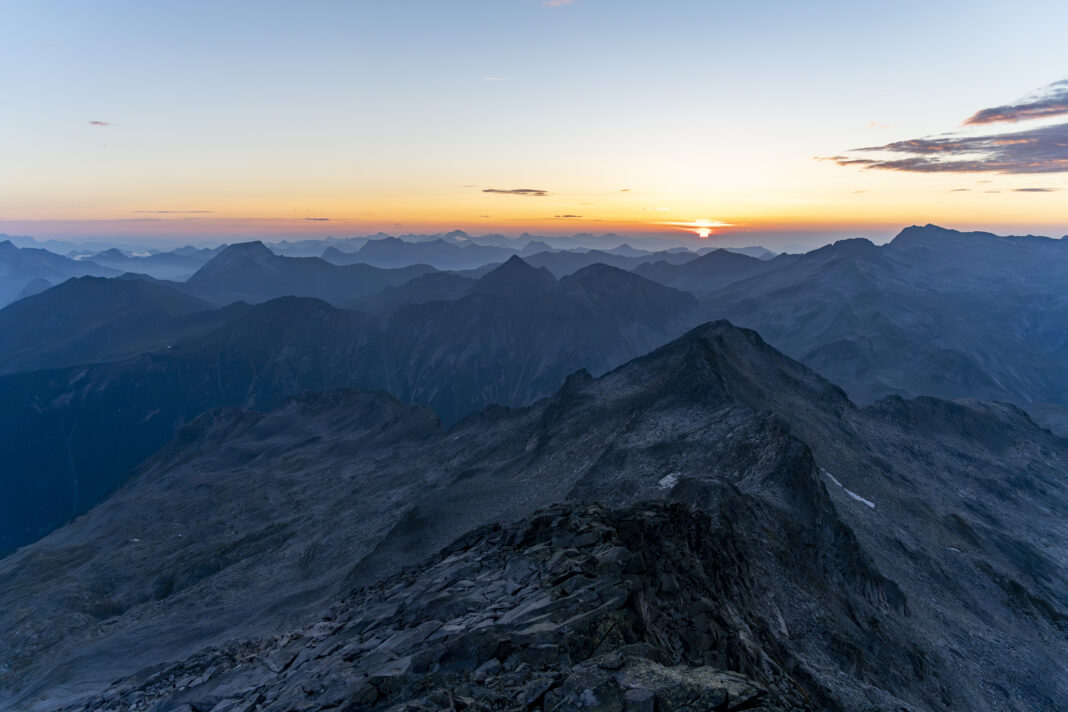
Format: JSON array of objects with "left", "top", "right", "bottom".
[
  {"left": 470, "top": 255, "right": 556, "bottom": 294},
  {"left": 187, "top": 241, "right": 276, "bottom": 282}
]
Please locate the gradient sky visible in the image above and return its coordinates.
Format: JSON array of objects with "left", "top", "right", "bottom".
[{"left": 2, "top": 0, "right": 1067, "bottom": 247}]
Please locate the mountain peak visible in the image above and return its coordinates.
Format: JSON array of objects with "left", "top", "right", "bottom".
[
  {"left": 187, "top": 241, "right": 276, "bottom": 282},
  {"left": 225, "top": 240, "right": 273, "bottom": 255},
  {"left": 470, "top": 255, "right": 556, "bottom": 294}
]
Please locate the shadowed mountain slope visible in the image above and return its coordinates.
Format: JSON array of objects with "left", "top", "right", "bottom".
[
  {"left": 0, "top": 277, "right": 215, "bottom": 375},
  {"left": 0, "top": 261, "right": 700, "bottom": 551},
  {"left": 692, "top": 226, "right": 1068, "bottom": 422},
  {"left": 0, "top": 322, "right": 1063, "bottom": 711}
]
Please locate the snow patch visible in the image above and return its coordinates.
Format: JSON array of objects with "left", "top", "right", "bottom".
[
  {"left": 657, "top": 473, "right": 679, "bottom": 490},
  {"left": 844, "top": 488, "right": 876, "bottom": 509},
  {"left": 821, "top": 469, "right": 875, "bottom": 509}
]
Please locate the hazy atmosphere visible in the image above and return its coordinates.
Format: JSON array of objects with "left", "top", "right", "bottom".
[{"left": 3, "top": 1, "right": 1068, "bottom": 247}]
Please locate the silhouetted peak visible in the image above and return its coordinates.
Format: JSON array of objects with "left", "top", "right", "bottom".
[
  {"left": 187, "top": 241, "right": 277, "bottom": 282},
  {"left": 225, "top": 240, "right": 273, "bottom": 256},
  {"left": 889, "top": 224, "right": 962, "bottom": 248},
  {"left": 629, "top": 320, "right": 852, "bottom": 414},
  {"left": 470, "top": 255, "right": 556, "bottom": 294},
  {"left": 694, "top": 248, "right": 762, "bottom": 265},
  {"left": 804, "top": 237, "right": 881, "bottom": 261}
]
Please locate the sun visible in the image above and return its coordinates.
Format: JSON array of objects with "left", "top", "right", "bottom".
[{"left": 656, "top": 218, "right": 732, "bottom": 238}]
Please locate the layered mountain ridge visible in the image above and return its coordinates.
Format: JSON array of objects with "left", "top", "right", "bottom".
[{"left": 0, "top": 321, "right": 1064, "bottom": 711}]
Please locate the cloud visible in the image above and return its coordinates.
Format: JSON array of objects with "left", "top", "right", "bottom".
[
  {"left": 829, "top": 81, "right": 1068, "bottom": 174},
  {"left": 828, "top": 121, "right": 1068, "bottom": 174},
  {"left": 949, "top": 188, "right": 971, "bottom": 192},
  {"left": 554, "top": 214, "right": 582, "bottom": 218},
  {"left": 543, "top": 0, "right": 576, "bottom": 5},
  {"left": 483, "top": 188, "right": 549, "bottom": 196},
  {"left": 964, "top": 80, "right": 1068, "bottom": 125},
  {"left": 482, "top": 77, "right": 508, "bottom": 81},
  {"left": 305, "top": 217, "right": 331, "bottom": 221},
  {"left": 133, "top": 210, "right": 214, "bottom": 214},
  {"left": 1013, "top": 187, "right": 1059, "bottom": 192},
  {"left": 619, "top": 188, "right": 631, "bottom": 192},
  {"left": 89, "top": 120, "right": 111, "bottom": 126}
]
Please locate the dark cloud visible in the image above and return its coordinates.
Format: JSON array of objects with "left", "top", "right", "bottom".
[
  {"left": 133, "top": 210, "right": 213, "bottom": 214},
  {"left": 554, "top": 214, "right": 582, "bottom": 218},
  {"left": 89, "top": 120, "right": 111, "bottom": 126},
  {"left": 949, "top": 188, "right": 970, "bottom": 192},
  {"left": 305, "top": 217, "right": 331, "bottom": 221},
  {"left": 1013, "top": 187, "right": 1058, "bottom": 192},
  {"left": 483, "top": 188, "right": 549, "bottom": 196},
  {"left": 965, "top": 80, "right": 1068, "bottom": 125},
  {"left": 828, "top": 122, "right": 1068, "bottom": 174}
]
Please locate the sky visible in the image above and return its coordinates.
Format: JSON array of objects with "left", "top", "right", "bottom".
[{"left": 1, "top": 0, "right": 1067, "bottom": 248}]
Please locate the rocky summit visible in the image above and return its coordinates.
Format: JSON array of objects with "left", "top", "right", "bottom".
[{"left": 2, "top": 321, "right": 1064, "bottom": 711}]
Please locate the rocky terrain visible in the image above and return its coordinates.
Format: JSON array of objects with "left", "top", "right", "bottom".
[{"left": 1, "top": 322, "right": 1064, "bottom": 711}]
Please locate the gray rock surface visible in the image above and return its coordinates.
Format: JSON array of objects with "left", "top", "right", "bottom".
[{"left": 1, "top": 321, "right": 1064, "bottom": 710}]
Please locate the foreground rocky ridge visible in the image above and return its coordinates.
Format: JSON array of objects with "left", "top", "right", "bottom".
[
  {"left": 1, "top": 322, "right": 1065, "bottom": 710},
  {"left": 66, "top": 503, "right": 896, "bottom": 712}
]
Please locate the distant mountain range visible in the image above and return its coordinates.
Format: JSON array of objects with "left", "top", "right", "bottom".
[
  {"left": 180, "top": 241, "right": 439, "bottom": 305},
  {"left": 684, "top": 226, "right": 1068, "bottom": 412},
  {"left": 83, "top": 246, "right": 218, "bottom": 281},
  {"left": 0, "top": 240, "right": 118, "bottom": 305},
  {"left": 1, "top": 322, "right": 1063, "bottom": 711},
  {"left": 2, "top": 224, "right": 1067, "bottom": 554},
  {"left": 0, "top": 257, "right": 698, "bottom": 552}
]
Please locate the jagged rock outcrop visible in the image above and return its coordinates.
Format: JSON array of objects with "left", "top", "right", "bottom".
[{"left": 59, "top": 503, "right": 874, "bottom": 712}]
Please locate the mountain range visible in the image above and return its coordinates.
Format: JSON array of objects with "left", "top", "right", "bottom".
[
  {"left": 0, "top": 257, "right": 699, "bottom": 552},
  {"left": 1, "top": 223, "right": 1065, "bottom": 711},
  {"left": 1, "top": 322, "right": 1063, "bottom": 711},
  {"left": 0, "top": 240, "right": 118, "bottom": 306}
]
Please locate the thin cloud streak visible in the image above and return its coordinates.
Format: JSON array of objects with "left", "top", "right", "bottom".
[
  {"left": 88, "top": 120, "right": 112, "bottom": 126},
  {"left": 133, "top": 210, "right": 214, "bottom": 214},
  {"left": 830, "top": 80, "right": 1068, "bottom": 174},
  {"left": 965, "top": 80, "right": 1068, "bottom": 125},
  {"left": 483, "top": 188, "right": 549, "bottom": 196},
  {"left": 829, "top": 122, "right": 1068, "bottom": 174}
]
